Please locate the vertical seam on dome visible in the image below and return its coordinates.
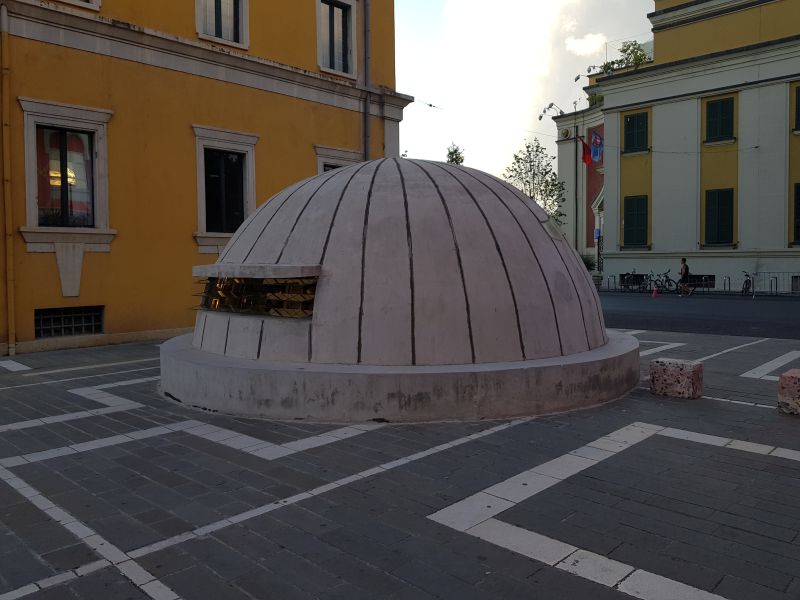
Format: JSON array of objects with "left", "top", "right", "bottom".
[
  {"left": 275, "top": 166, "right": 344, "bottom": 264},
  {"left": 561, "top": 239, "right": 606, "bottom": 345},
  {"left": 240, "top": 176, "right": 320, "bottom": 264},
  {"left": 357, "top": 159, "right": 386, "bottom": 363},
  {"left": 453, "top": 166, "right": 564, "bottom": 356},
  {"left": 409, "top": 161, "right": 476, "bottom": 364},
  {"left": 256, "top": 319, "right": 264, "bottom": 359},
  {"left": 223, "top": 316, "right": 230, "bottom": 355},
  {"left": 423, "top": 161, "right": 526, "bottom": 360},
  {"left": 319, "top": 163, "right": 371, "bottom": 264},
  {"left": 504, "top": 177, "right": 592, "bottom": 351},
  {"left": 199, "top": 312, "right": 207, "bottom": 348},
  {"left": 219, "top": 178, "right": 304, "bottom": 262},
  {"left": 394, "top": 158, "right": 416, "bottom": 366},
  {"left": 309, "top": 162, "right": 370, "bottom": 363}
]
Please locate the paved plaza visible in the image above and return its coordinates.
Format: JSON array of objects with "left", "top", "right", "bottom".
[{"left": 0, "top": 331, "right": 798, "bottom": 599}]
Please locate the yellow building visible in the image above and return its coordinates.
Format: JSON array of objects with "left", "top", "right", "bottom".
[
  {"left": 0, "top": 0, "right": 410, "bottom": 354},
  {"left": 561, "top": 0, "right": 800, "bottom": 292}
]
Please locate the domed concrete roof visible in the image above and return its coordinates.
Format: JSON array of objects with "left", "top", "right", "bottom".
[{"left": 212, "top": 158, "right": 607, "bottom": 366}]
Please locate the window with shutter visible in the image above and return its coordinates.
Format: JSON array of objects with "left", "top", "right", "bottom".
[
  {"left": 623, "top": 196, "right": 648, "bottom": 247},
  {"left": 706, "top": 98, "right": 734, "bottom": 142},
  {"left": 623, "top": 113, "right": 648, "bottom": 153},
  {"left": 705, "top": 189, "right": 734, "bottom": 245}
]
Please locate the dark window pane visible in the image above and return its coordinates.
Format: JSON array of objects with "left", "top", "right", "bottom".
[
  {"left": 705, "top": 188, "right": 734, "bottom": 244},
  {"left": 794, "top": 183, "right": 800, "bottom": 242},
  {"left": 624, "top": 112, "right": 647, "bottom": 152},
  {"left": 203, "top": 0, "right": 240, "bottom": 43},
  {"left": 795, "top": 88, "right": 800, "bottom": 130},
  {"left": 706, "top": 98, "right": 734, "bottom": 141},
  {"left": 623, "top": 196, "right": 647, "bottom": 247},
  {"left": 321, "top": 0, "right": 350, "bottom": 72},
  {"left": 205, "top": 148, "right": 245, "bottom": 233},
  {"left": 36, "top": 126, "right": 94, "bottom": 228}
]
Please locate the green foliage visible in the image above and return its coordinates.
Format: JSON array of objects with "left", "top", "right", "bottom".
[
  {"left": 598, "top": 40, "right": 650, "bottom": 75},
  {"left": 503, "top": 138, "right": 566, "bottom": 225},
  {"left": 588, "top": 92, "right": 604, "bottom": 107},
  {"left": 446, "top": 143, "right": 465, "bottom": 165},
  {"left": 581, "top": 254, "right": 596, "bottom": 272}
]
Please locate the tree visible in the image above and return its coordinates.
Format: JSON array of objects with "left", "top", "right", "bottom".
[
  {"left": 598, "top": 40, "right": 650, "bottom": 75},
  {"left": 446, "top": 143, "right": 465, "bottom": 165},
  {"left": 503, "top": 138, "right": 565, "bottom": 224}
]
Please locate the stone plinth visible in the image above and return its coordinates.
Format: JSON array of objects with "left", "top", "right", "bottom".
[
  {"left": 778, "top": 369, "right": 800, "bottom": 415},
  {"left": 649, "top": 359, "right": 703, "bottom": 399}
]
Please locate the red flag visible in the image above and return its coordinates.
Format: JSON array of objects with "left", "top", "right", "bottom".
[{"left": 580, "top": 138, "right": 592, "bottom": 165}]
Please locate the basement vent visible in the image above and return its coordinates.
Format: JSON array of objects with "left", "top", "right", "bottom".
[
  {"left": 200, "top": 277, "right": 317, "bottom": 318},
  {"left": 34, "top": 306, "right": 104, "bottom": 339}
]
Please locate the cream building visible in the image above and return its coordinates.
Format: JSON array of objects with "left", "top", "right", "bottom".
[{"left": 557, "top": 0, "right": 800, "bottom": 292}]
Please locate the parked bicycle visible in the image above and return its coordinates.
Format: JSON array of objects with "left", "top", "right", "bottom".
[{"left": 653, "top": 269, "right": 677, "bottom": 293}]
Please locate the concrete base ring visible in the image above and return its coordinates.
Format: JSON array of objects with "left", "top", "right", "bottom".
[{"left": 159, "top": 331, "right": 639, "bottom": 423}]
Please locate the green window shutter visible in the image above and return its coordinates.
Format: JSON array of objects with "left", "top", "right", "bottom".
[
  {"left": 705, "top": 190, "right": 718, "bottom": 244},
  {"left": 707, "top": 98, "right": 734, "bottom": 141},
  {"left": 624, "top": 113, "right": 647, "bottom": 152},
  {"left": 795, "top": 88, "right": 800, "bottom": 130},
  {"left": 721, "top": 98, "right": 734, "bottom": 139},
  {"left": 624, "top": 115, "right": 633, "bottom": 151},
  {"left": 794, "top": 183, "right": 800, "bottom": 241},
  {"left": 624, "top": 196, "right": 647, "bottom": 246}
]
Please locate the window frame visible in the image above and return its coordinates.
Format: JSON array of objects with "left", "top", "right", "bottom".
[
  {"left": 793, "top": 183, "right": 800, "bottom": 245},
  {"left": 195, "top": 0, "right": 250, "bottom": 50},
  {"left": 193, "top": 126, "right": 258, "bottom": 251},
  {"left": 705, "top": 97, "right": 735, "bottom": 143},
  {"left": 622, "top": 195, "right": 649, "bottom": 248},
  {"left": 317, "top": 0, "right": 357, "bottom": 78},
  {"left": 53, "top": 0, "right": 102, "bottom": 10},
  {"left": 20, "top": 98, "right": 112, "bottom": 233},
  {"left": 314, "top": 145, "right": 362, "bottom": 174},
  {"left": 704, "top": 188, "right": 735, "bottom": 246},
  {"left": 795, "top": 86, "right": 800, "bottom": 131},
  {"left": 623, "top": 112, "right": 648, "bottom": 154}
]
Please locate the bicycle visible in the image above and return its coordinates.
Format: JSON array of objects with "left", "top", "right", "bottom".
[
  {"left": 741, "top": 271, "right": 756, "bottom": 298},
  {"left": 654, "top": 269, "right": 677, "bottom": 294}
]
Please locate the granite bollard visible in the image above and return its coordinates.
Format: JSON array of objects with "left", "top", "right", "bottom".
[
  {"left": 778, "top": 369, "right": 800, "bottom": 415},
  {"left": 649, "top": 358, "right": 703, "bottom": 399}
]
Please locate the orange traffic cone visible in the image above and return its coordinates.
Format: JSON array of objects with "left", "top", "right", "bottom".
[{"left": 652, "top": 287, "right": 658, "bottom": 298}]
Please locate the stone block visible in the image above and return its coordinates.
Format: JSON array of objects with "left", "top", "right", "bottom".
[
  {"left": 777, "top": 369, "right": 800, "bottom": 415},
  {"left": 649, "top": 359, "right": 703, "bottom": 399}
]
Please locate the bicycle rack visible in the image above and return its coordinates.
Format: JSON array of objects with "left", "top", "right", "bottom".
[
  {"left": 701, "top": 276, "right": 710, "bottom": 294},
  {"left": 607, "top": 275, "right": 617, "bottom": 291},
  {"left": 770, "top": 277, "right": 778, "bottom": 295},
  {"left": 722, "top": 276, "right": 731, "bottom": 292}
]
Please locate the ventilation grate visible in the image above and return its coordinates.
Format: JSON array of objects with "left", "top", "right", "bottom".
[
  {"left": 200, "top": 277, "right": 317, "bottom": 318},
  {"left": 34, "top": 306, "right": 104, "bottom": 339}
]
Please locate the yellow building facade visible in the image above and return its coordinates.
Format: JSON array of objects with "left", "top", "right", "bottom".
[
  {"left": 593, "top": 0, "right": 800, "bottom": 291},
  {"left": 0, "top": 0, "right": 410, "bottom": 354}
]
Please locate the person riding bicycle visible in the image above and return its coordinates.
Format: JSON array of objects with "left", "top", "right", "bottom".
[{"left": 678, "top": 258, "right": 693, "bottom": 296}]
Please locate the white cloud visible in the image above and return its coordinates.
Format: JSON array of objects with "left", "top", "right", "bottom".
[
  {"left": 561, "top": 16, "right": 578, "bottom": 33},
  {"left": 565, "top": 33, "right": 608, "bottom": 57}
]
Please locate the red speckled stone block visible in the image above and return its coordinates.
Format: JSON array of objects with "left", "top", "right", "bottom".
[
  {"left": 778, "top": 369, "right": 800, "bottom": 415},
  {"left": 649, "top": 359, "right": 703, "bottom": 399}
]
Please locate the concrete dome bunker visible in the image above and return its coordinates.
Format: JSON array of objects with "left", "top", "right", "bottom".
[{"left": 160, "top": 159, "right": 639, "bottom": 422}]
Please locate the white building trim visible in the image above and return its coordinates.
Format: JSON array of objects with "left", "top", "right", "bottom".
[
  {"left": 193, "top": 125, "right": 258, "bottom": 254},
  {"left": 314, "top": 145, "right": 362, "bottom": 173},
  {"left": 649, "top": 0, "right": 780, "bottom": 30}
]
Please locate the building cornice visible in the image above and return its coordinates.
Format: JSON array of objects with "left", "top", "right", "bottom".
[
  {"left": 596, "top": 36, "right": 800, "bottom": 111},
  {"left": 7, "top": 0, "right": 413, "bottom": 119},
  {"left": 648, "top": 0, "right": 779, "bottom": 31}
]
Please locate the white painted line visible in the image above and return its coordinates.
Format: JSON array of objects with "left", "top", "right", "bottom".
[
  {"left": 694, "top": 338, "right": 769, "bottom": 363},
  {"left": 22, "top": 358, "right": 159, "bottom": 377},
  {"left": 0, "top": 366, "right": 160, "bottom": 391},
  {"left": 625, "top": 330, "right": 647, "bottom": 336},
  {"left": 0, "top": 360, "right": 31, "bottom": 372},
  {"left": 740, "top": 351, "right": 800, "bottom": 380},
  {"left": 468, "top": 518, "right": 577, "bottom": 565},
  {"left": 618, "top": 569, "right": 727, "bottom": 600},
  {"left": 640, "top": 343, "right": 686, "bottom": 357},
  {"left": 0, "top": 465, "right": 179, "bottom": 600},
  {"left": 426, "top": 422, "right": 798, "bottom": 600},
  {"left": 701, "top": 395, "right": 774, "bottom": 410},
  {"left": 557, "top": 549, "right": 635, "bottom": 587}
]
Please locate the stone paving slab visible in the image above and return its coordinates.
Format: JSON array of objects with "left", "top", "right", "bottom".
[{"left": 0, "top": 337, "right": 799, "bottom": 599}]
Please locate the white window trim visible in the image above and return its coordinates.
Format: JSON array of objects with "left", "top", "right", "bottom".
[
  {"left": 53, "top": 0, "right": 102, "bottom": 11},
  {"left": 20, "top": 97, "right": 114, "bottom": 249},
  {"left": 195, "top": 0, "right": 250, "bottom": 50},
  {"left": 314, "top": 145, "right": 362, "bottom": 174},
  {"left": 193, "top": 125, "right": 258, "bottom": 252},
  {"left": 316, "top": 0, "right": 358, "bottom": 79}
]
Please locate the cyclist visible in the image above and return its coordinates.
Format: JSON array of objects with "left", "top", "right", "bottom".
[{"left": 678, "top": 258, "right": 693, "bottom": 296}]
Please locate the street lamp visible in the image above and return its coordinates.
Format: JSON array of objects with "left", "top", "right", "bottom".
[{"left": 538, "top": 102, "right": 565, "bottom": 121}]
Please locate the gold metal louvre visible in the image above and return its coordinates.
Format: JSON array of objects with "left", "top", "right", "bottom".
[{"left": 200, "top": 277, "right": 317, "bottom": 318}]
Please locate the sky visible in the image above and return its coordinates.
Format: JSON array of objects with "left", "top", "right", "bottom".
[{"left": 394, "top": 0, "right": 653, "bottom": 176}]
